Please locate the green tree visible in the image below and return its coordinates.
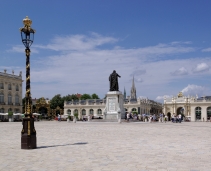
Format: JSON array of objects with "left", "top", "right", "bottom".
[
  {"left": 50, "top": 94, "right": 64, "bottom": 109},
  {"left": 63, "top": 94, "right": 73, "bottom": 102},
  {"left": 8, "top": 111, "right": 13, "bottom": 118},
  {"left": 91, "top": 93, "right": 99, "bottom": 99},
  {"left": 69, "top": 94, "right": 79, "bottom": 100},
  {"left": 80, "top": 94, "right": 91, "bottom": 100}
]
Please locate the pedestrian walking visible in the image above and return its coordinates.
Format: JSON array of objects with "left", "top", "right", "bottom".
[
  {"left": 58, "top": 114, "right": 61, "bottom": 122},
  {"left": 164, "top": 116, "right": 167, "bottom": 123},
  {"left": 178, "top": 114, "right": 182, "bottom": 123},
  {"left": 127, "top": 112, "right": 130, "bottom": 122}
]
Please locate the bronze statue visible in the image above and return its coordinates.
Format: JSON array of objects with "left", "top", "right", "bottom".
[{"left": 109, "top": 70, "right": 121, "bottom": 91}]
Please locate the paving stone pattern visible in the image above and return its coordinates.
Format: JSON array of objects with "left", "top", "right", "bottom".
[{"left": 0, "top": 121, "right": 211, "bottom": 171}]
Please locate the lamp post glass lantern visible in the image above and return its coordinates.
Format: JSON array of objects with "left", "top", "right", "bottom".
[{"left": 20, "top": 16, "right": 37, "bottom": 149}]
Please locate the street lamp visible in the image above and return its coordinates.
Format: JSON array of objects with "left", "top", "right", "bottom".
[{"left": 20, "top": 16, "right": 36, "bottom": 149}]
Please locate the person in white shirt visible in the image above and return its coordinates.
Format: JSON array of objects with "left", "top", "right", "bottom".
[
  {"left": 127, "top": 112, "right": 130, "bottom": 122},
  {"left": 58, "top": 114, "right": 61, "bottom": 122},
  {"left": 178, "top": 114, "right": 182, "bottom": 123}
]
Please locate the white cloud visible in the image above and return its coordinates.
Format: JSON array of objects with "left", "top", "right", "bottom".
[
  {"left": 156, "top": 95, "right": 172, "bottom": 100},
  {"left": 181, "top": 84, "right": 205, "bottom": 96},
  {"left": 5, "top": 33, "right": 211, "bottom": 100},
  {"left": 7, "top": 45, "right": 39, "bottom": 54},
  {"left": 171, "top": 67, "right": 188, "bottom": 76},
  {"left": 192, "top": 63, "right": 209, "bottom": 73},
  {"left": 34, "top": 32, "right": 118, "bottom": 51},
  {"left": 202, "top": 48, "right": 211, "bottom": 52},
  {"left": 171, "top": 41, "right": 192, "bottom": 45},
  {"left": 130, "top": 69, "right": 146, "bottom": 76}
]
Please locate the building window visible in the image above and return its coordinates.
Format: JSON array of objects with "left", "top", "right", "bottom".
[
  {"left": 8, "top": 108, "right": 12, "bottom": 112},
  {"left": 8, "top": 94, "right": 12, "bottom": 105},
  {"left": 82, "top": 109, "right": 86, "bottom": 115},
  {"left": 16, "top": 85, "right": 19, "bottom": 91},
  {"left": 207, "top": 107, "right": 211, "bottom": 121},
  {"left": 15, "top": 95, "right": 19, "bottom": 105},
  {"left": 132, "top": 108, "right": 137, "bottom": 112},
  {"left": 89, "top": 109, "right": 94, "bottom": 115},
  {"left": 195, "top": 107, "right": 201, "bottom": 120},
  {"left": 74, "top": 109, "right": 78, "bottom": 114},
  {"left": 67, "top": 109, "right": 71, "bottom": 114},
  {"left": 0, "top": 93, "right": 4, "bottom": 103},
  {"left": 0, "top": 108, "right": 4, "bottom": 113},
  {"left": 97, "top": 109, "right": 102, "bottom": 114},
  {"left": 0, "top": 83, "right": 4, "bottom": 89},
  {"left": 8, "top": 84, "right": 12, "bottom": 90}
]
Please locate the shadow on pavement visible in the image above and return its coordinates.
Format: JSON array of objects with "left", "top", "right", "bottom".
[{"left": 37, "top": 142, "right": 88, "bottom": 149}]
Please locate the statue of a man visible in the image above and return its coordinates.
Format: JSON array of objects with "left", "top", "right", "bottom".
[{"left": 109, "top": 70, "right": 121, "bottom": 91}]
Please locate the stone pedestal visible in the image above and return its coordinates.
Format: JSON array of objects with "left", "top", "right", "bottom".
[{"left": 103, "top": 91, "right": 125, "bottom": 122}]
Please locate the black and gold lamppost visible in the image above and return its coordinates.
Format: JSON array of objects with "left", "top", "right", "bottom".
[{"left": 20, "top": 16, "right": 36, "bottom": 149}]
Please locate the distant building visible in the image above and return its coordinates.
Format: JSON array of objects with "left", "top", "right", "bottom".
[
  {"left": 124, "top": 87, "right": 126, "bottom": 99},
  {"left": 164, "top": 92, "right": 211, "bottom": 121},
  {"left": 130, "top": 76, "right": 137, "bottom": 100},
  {"left": 0, "top": 70, "right": 23, "bottom": 115},
  {"left": 64, "top": 77, "right": 162, "bottom": 119}
]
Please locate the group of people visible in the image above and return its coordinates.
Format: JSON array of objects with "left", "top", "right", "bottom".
[
  {"left": 125, "top": 112, "right": 169, "bottom": 123},
  {"left": 171, "top": 113, "right": 183, "bottom": 123},
  {"left": 125, "top": 112, "right": 138, "bottom": 122}
]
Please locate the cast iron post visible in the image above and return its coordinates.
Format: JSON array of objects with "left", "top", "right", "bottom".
[{"left": 20, "top": 16, "right": 37, "bottom": 149}]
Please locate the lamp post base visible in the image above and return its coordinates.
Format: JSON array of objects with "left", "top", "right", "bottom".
[
  {"left": 21, "top": 117, "right": 37, "bottom": 149},
  {"left": 21, "top": 134, "right": 37, "bottom": 149}
]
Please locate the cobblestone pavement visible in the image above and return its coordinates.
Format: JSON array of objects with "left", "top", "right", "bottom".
[{"left": 0, "top": 121, "right": 211, "bottom": 171}]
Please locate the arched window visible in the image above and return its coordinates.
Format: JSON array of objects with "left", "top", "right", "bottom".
[
  {"left": 0, "top": 108, "right": 4, "bottom": 113},
  {"left": 97, "top": 109, "right": 102, "bottom": 114},
  {"left": 89, "top": 109, "right": 94, "bottom": 115},
  {"left": 0, "top": 83, "right": 4, "bottom": 89},
  {"left": 8, "top": 108, "right": 12, "bottom": 112},
  {"left": 15, "top": 94, "right": 19, "bottom": 105},
  {"left": 82, "top": 109, "right": 86, "bottom": 115},
  {"left": 67, "top": 109, "right": 71, "bottom": 114},
  {"left": 125, "top": 108, "right": 128, "bottom": 112},
  {"left": 0, "top": 92, "right": 4, "bottom": 103},
  {"left": 207, "top": 107, "right": 211, "bottom": 120},
  {"left": 8, "top": 84, "right": 12, "bottom": 90},
  {"left": 195, "top": 107, "right": 201, "bottom": 120},
  {"left": 8, "top": 93, "right": 12, "bottom": 105},
  {"left": 74, "top": 109, "right": 78, "bottom": 114},
  {"left": 132, "top": 108, "right": 137, "bottom": 112}
]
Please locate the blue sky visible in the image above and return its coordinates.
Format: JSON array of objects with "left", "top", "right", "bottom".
[{"left": 1, "top": 0, "right": 211, "bottom": 102}]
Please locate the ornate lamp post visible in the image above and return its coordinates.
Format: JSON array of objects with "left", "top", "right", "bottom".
[{"left": 20, "top": 16, "right": 36, "bottom": 149}]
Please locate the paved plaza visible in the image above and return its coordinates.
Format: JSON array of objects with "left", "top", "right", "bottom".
[{"left": 0, "top": 121, "right": 211, "bottom": 171}]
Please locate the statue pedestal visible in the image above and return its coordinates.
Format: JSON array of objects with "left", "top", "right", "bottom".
[{"left": 103, "top": 91, "right": 125, "bottom": 122}]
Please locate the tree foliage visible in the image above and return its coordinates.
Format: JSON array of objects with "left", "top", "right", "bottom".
[
  {"left": 50, "top": 94, "right": 64, "bottom": 109},
  {"left": 32, "top": 93, "right": 100, "bottom": 110},
  {"left": 80, "top": 94, "right": 91, "bottom": 100},
  {"left": 91, "top": 93, "right": 99, "bottom": 99},
  {"left": 63, "top": 94, "right": 73, "bottom": 102}
]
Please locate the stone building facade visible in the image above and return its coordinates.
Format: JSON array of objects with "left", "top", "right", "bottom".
[
  {"left": 64, "top": 78, "right": 162, "bottom": 119},
  {"left": 163, "top": 92, "right": 211, "bottom": 121},
  {"left": 0, "top": 70, "right": 23, "bottom": 114}
]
